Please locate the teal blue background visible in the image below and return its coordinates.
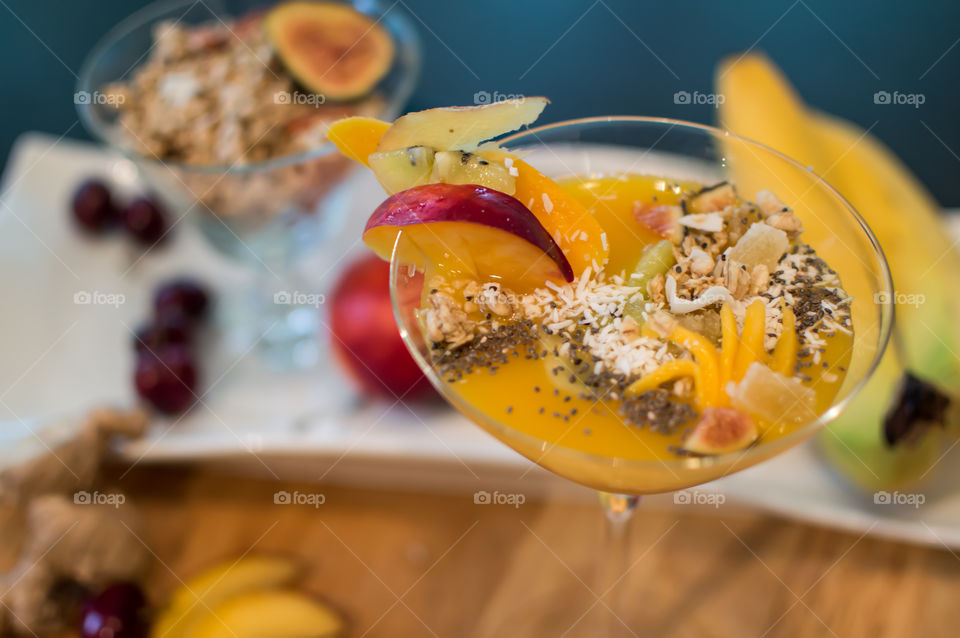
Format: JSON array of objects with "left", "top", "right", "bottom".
[{"left": 2, "top": 0, "right": 958, "bottom": 203}]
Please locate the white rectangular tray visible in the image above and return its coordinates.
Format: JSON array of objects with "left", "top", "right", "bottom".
[{"left": 4, "top": 132, "right": 960, "bottom": 550}]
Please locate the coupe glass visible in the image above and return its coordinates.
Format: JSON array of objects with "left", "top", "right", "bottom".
[
  {"left": 389, "top": 117, "right": 893, "bottom": 633},
  {"left": 76, "top": 0, "right": 420, "bottom": 369}
]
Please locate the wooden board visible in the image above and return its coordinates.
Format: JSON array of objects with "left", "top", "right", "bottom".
[{"left": 100, "top": 464, "right": 959, "bottom": 638}]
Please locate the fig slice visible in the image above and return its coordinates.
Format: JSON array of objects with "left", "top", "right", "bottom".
[
  {"left": 682, "top": 406, "right": 758, "bottom": 455},
  {"left": 375, "top": 97, "right": 549, "bottom": 152},
  {"left": 634, "top": 203, "right": 683, "bottom": 243},
  {"left": 265, "top": 2, "right": 395, "bottom": 100},
  {"left": 364, "top": 183, "right": 574, "bottom": 289}
]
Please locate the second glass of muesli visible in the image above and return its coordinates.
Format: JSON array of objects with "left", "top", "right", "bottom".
[{"left": 77, "top": 0, "right": 420, "bottom": 368}]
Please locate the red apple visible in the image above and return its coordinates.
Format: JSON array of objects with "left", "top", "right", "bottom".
[
  {"left": 363, "top": 183, "right": 574, "bottom": 290},
  {"left": 329, "top": 254, "right": 433, "bottom": 400}
]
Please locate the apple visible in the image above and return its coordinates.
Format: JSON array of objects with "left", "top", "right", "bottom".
[
  {"left": 375, "top": 97, "right": 548, "bottom": 152},
  {"left": 363, "top": 183, "right": 574, "bottom": 289},
  {"left": 329, "top": 254, "right": 434, "bottom": 400}
]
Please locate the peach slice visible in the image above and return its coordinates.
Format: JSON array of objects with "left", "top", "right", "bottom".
[
  {"left": 364, "top": 183, "right": 574, "bottom": 289},
  {"left": 376, "top": 98, "right": 548, "bottom": 152},
  {"left": 483, "top": 151, "right": 608, "bottom": 275}
]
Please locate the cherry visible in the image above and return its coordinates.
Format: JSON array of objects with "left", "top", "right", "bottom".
[
  {"left": 154, "top": 278, "right": 211, "bottom": 322},
  {"left": 80, "top": 581, "right": 148, "bottom": 638},
  {"left": 122, "top": 197, "right": 168, "bottom": 245},
  {"left": 71, "top": 179, "right": 117, "bottom": 234},
  {"left": 133, "top": 314, "right": 193, "bottom": 354},
  {"left": 134, "top": 344, "right": 199, "bottom": 414}
]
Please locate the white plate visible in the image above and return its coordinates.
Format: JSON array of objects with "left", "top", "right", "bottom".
[{"left": 4, "top": 132, "right": 960, "bottom": 550}]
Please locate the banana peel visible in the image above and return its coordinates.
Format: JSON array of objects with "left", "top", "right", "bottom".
[{"left": 716, "top": 53, "right": 959, "bottom": 491}]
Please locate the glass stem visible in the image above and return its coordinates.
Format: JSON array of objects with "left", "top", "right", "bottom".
[{"left": 598, "top": 492, "right": 640, "bottom": 637}]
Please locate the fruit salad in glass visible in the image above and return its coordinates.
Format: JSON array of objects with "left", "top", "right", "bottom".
[{"left": 329, "top": 99, "right": 890, "bottom": 494}]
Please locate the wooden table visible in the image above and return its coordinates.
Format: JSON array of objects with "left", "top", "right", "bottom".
[{"left": 97, "top": 464, "right": 958, "bottom": 638}]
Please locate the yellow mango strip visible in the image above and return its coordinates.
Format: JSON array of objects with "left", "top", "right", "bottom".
[
  {"left": 326, "top": 117, "right": 390, "bottom": 166},
  {"left": 667, "top": 325, "right": 722, "bottom": 408},
  {"left": 733, "top": 299, "right": 767, "bottom": 381},
  {"left": 719, "top": 303, "right": 738, "bottom": 389},
  {"left": 771, "top": 307, "right": 798, "bottom": 376},
  {"left": 625, "top": 360, "right": 702, "bottom": 406}
]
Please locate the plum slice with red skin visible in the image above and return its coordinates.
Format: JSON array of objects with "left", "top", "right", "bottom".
[{"left": 363, "top": 183, "right": 574, "bottom": 288}]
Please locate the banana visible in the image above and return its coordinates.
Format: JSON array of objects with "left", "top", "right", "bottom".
[{"left": 716, "top": 54, "right": 959, "bottom": 490}]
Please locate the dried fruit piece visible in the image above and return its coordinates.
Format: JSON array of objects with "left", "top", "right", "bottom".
[
  {"left": 376, "top": 98, "right": 548, "bottom": 152},
  {"left": 682, "top": 406, "right": 758, "bottom": 455},
  {"left": 729, "top": 362, "right": 818, "bottom": 430},
  {"left": 725, "top": 222, "right": 789, "bottom": 271},
  {"left": 265, "top": 2, "right": 394, "bottom": 100},
  {"left": 685, "top": 182, "right": 737, "bottom": 214}
]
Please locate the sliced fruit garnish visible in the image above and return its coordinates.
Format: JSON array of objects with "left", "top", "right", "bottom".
[
  {"left": 482, "top": 151, "right": 608, "bottom": 276},
  {"left": 728, "top": 361, "right": 818, "bottom": 430},
  {"left": 683, "top": 406, "right": 758, "bottom": 454},
  {"left": 376, "top": 98, "right": 548, "bottom": 152},
  {"left": 265, "top": 2, "right": 394, "bottom": 100},
  {"left": 364, "top": 183, "right": 574, "bottom": 289},
  {"left": 188, "top": 590, "right": 343, "bottom": 638},
  {"left": 367, "top": 146, "right": 434, "bottom": 193},
  {"left": 328, "top": 99, "right": 608, "bottom": 277},
  {"left": 326, "top": 116, "right": 390, "bottom": 166},
  {"left": 430, "top": 151, "right": 516, "bottom": 195}
]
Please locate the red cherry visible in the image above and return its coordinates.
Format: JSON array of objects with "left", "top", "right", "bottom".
[
  {"left": 134, "top": 344, "right": 198, "bottom": 414},
  {"left": 122, "top": 197, "right": 168, "bottom": 245},
  {"left": 80, "top": 582, "right": 148, "bottom": 638},
  {"left": 133, "top": 314, "right": 193, "bottom": 354},
  {"left": 154, "top": 278, "right": 211, "bottom": 322},
  {"left": 71, "top": 179, "right": 117, "bottom": 233}
]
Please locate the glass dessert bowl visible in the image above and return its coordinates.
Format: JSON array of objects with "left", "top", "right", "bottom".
[
  {"left": 380, "top": 116, "right": 892, "bottom": 496},
  {"left": 76, "top": 0, "right": 421, "bottom": 368}
]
